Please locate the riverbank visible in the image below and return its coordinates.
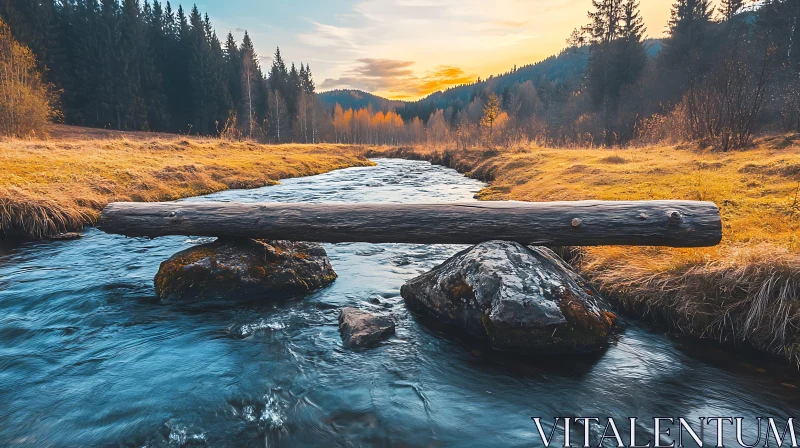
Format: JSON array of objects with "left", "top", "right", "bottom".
[
  {"left": 0, "top": 125, "right": 373, "bottom": 239},
  {"left": 6, "top": 125, "right": 800, "bottom": 366},
  {"left": 6, "top": 158, "right": 795, "bottom": 446},
  {"left": 368, "top": 137, "right": 800, "bottom": 366}
]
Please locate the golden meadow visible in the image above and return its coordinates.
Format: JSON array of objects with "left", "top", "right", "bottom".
[{"left": 2, "top": 125, "right": 799, "bottom": 364}]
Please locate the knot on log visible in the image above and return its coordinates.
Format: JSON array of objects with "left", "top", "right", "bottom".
[
  {"left": 668, "top": 211, "right": 683, "bottom": 222},
  {"left": 571, "top": 218, "right": 583, "bottom": 227}
]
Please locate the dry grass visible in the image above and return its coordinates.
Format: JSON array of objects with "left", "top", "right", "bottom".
[
  {"left": 6, "top": 124, "right": 800, "bottom": 364},
  {"left": 0, "top": 125, "right": 373, "bottom": 239},
  {"left": 370, "top": 136, "right": 800, "bottom": 365}
]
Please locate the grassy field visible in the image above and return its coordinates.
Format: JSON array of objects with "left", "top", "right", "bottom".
[
  {"left": 370, "top": 136, "right": 800, "bottom": 365},
  {"left": 0, "top": 125, "right": 373, "bottom": 239}
]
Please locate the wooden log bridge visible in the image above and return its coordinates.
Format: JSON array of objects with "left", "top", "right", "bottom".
[{"left": 98, "top": 200, "right": 722, "bottom": 247}]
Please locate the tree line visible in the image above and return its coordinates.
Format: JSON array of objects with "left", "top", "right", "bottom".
[
  {"left": 0, "top": 0, "right": 323, "bottom": 142},
  {"left": 1, "top": 0, "right": 798, "bottom": 150}
]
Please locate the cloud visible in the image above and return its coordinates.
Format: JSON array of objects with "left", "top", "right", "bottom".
[
  {"left": 297, "top": 0, "right": 608, "bottom": 99},
  {"left": 320, "top": 58, "right": 415, "bottom": 92},
  {"left": 321, "top": 59, "right": 474, "bottom": 98},
  {"left": 297, "top": 21, "right": 362, "bottom": 52},
  {"left": 416, "top": 66, "right": 475, "bottom": 95},
  {"left": 353, "top": 58, "right": 415, "bottom": 78}
]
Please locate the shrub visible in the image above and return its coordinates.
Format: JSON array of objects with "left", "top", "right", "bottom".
[{"left": 0, "top": 16, "right": 57, "bottom": 138}]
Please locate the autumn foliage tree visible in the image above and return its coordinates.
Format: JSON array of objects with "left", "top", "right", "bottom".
[
  {"left": 0, "top": 16, "right": 55, "bottom": 138},
  {"left": 481, "top": 93, "right": 502, "bottom": 136},
  {"left": 331, "top": 104, "right": 423, "bottom": 145}
]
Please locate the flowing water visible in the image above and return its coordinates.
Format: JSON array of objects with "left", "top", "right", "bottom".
[{"left": 0, "top": 159, "right": 798, "bottom": 447}]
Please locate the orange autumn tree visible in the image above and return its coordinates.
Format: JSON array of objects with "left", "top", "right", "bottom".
[
  {"left": 331, "top": 103, "right": 418, "bottom": 145},
  {"left": 0, "top": 16, "right": 56, "bottom": 138},
  {"left": 481, "top": 92, "right": 501, "bottom": 137}
]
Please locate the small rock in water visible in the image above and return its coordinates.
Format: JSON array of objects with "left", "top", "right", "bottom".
[
  {"left": 154, "top": 239, "right": 337, "bottom": 302},
  {"left": 339, "top": 307, "right": 395, "bottom": 349},
  {"left": 400, "top": 241, "right": 617, "bottom": 354}
]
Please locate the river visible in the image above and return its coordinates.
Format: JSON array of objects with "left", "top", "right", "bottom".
[{"left": 0, "top": 159, "right": 798, "bottom": 447}]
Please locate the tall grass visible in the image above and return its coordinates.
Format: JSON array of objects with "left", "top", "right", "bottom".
[
  {"left": 371, "top": 136, "right": 800, "bottom": 365},
  {"left": 0, "top": 125, "right": 374, "bottom": 238},
  {"left": 582, "top": 246, "right": 800, "bottom": 365}
]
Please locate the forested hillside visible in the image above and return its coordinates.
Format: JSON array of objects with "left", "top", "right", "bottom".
[
  {"left": 318, "top": 90, "right": 404, "bottom": 113},
  {"left": 319, "top": 39, "right": 663, "bottom": 115},
  {"left": 318, "top": 0, "right": 799, "bottom": 151},
  {"left": 0, "top": 0, "right": 323, "bottom": 142}
]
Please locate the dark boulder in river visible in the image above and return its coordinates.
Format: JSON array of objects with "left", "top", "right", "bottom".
[
  {"left": 339, "top": 307, "right": 395, "bottom": 348},
  {"left": 400, "top": 241, "right": 617, "bottom": 354},
  {"left": 154, "top": 239, "right": 337, "bottom": 301}
]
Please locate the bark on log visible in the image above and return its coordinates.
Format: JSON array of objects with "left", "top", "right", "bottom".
[{"left": 98, "top": 200, "right": 723, "bottom": 247}]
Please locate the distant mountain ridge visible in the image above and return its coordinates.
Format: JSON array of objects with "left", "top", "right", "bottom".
[
  {"left": 317, "top": 89, "right": 406, "bottom": 112},
  {"left": 319, "top": 38, "right": 664, "bottom": 112}
]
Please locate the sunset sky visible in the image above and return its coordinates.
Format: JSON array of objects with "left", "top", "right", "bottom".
[{"left": 196, "top": 0, "right": 719, "bottom": 101}]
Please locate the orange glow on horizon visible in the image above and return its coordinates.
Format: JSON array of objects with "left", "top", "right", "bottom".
[{"left": 316, "top": 1, "right": 712, "bottom": 101}]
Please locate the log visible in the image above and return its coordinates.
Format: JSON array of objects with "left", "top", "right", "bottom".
[{"left": 98, "top": 200, "right": 722, "bottom": 247}]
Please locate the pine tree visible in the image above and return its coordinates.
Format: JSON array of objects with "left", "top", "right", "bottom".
[
  {"left": 298, "top": 63, "right": 308, "bottom": 142},
  {"left": 618, "top": 0, "right": 647, "bottom": 88},
  {"left": 169, "top": 4, "right": 192, "bottom": 132},
  {"left": 759, "top": 0, "right": 800, "bottom": 69},
  {"left": 205, "top": 13, "right": 231, "bottom": 134},
  {"left": 268, "top": 47, "right": 287, "bottom": 94},
  {"left": 304, "top": 64, "right": 319, "bottom": 142},
  {"left": 664, "top": 0, "right": 713, "bottom": 67},
  {"left": 240, "top": 31, "right": 262, "bottom": 138},
  {"left": 288, "top": 62, "right": 301, "bottom": 136},
  {"left": 584, "top": 0, "right": 626, "bottom": 112},
  {"left": 98, "top": 0, "right": 122, "bottom": 128},
  {"left": 720, "top": 0, "right": 746, "bottom": 21},
  {"left": 584, "top": 0, "right": 623, "bottom": 44},
  {"left": 661, "top": 0, "right": 714, "bottom": 122},
  {"left": 224, "top": 32, "right": 242, "bottom": 124},
  {"left": 56, "top": 0, "right": 88, "bottom": 124},
  {"left": 583, "top": 0, "right": 645, "bottom": 145},
  {"left": 144, "top": 0, "right": 170, "bottom": 129},
  {"left": 186, "top": 6, "right": 209, "bottom": 133},
  {"left": 268, "top": 47, "right": 289, "bottom": 141},
  {"left": 118, "top": 0, "right": 147, "bottom": 129}
]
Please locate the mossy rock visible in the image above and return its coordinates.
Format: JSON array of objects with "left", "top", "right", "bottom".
[
  {"left": 400, "top": 241, "right": 617, "bottom": 354},
  {"left": 154, "top": 239, "right": 337, "bottom": 302}
]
